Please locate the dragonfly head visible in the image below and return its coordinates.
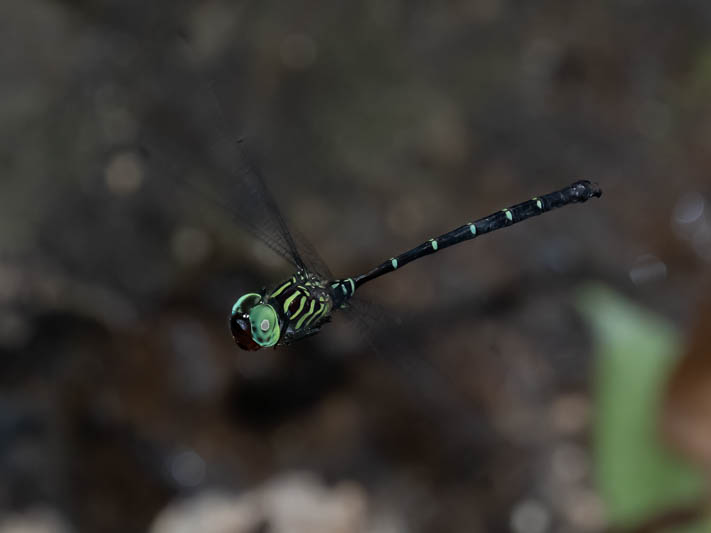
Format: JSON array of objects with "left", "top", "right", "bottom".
[{"left": 230, "top": 293, "right": 281, "bottom": 350}]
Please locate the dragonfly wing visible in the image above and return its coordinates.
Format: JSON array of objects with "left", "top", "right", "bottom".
[
  {"left": 128, "top": 34, "right": 331, "bottom": 279},
  {"left": 338, "top": 296, "right": 499, "bottom": 468}
]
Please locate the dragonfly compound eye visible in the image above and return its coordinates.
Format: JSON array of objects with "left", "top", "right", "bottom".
[
  {"left": 230, "top": 313, "right": 261, "bottom": 351},
  {"left": 232, "top": 293, "right": 262, "bottom": 315},
  {"left": 231, "top": 292, "right": 265, "bottom": 351},
  {"left": 247, "top": 304, "right": 280, "bottom": 347}
]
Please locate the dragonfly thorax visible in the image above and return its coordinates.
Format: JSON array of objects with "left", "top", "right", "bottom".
[{"left": 230, "top": 270, "right": 350, "bottom": 350}]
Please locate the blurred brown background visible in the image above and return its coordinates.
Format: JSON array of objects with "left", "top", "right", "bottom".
[{"left": 1, "top": 1, "right": 711, "bottom": 532}]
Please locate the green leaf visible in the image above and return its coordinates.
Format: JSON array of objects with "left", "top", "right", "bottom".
[{"left": 576, "top": 284, "right": 705, "bottom": 529}]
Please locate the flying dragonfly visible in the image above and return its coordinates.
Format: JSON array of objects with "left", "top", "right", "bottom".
[
  {"left": 123, "top": 35, "right": 601, "bottom": 351},
  {"left": 229, "top": 177, "right": 602, "bottom": 351}
]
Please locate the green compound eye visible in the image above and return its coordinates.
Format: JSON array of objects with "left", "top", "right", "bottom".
[
  {"left": 231, "top": 293, "right": 280, "bottom": 350},
  {"left": 248, "top": 303, "right": 280, "bottom": 347},
  {"left": 232, "top": 293, "right": 262, "bottom": 316}
]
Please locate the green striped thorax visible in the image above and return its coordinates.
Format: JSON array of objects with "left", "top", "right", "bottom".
[
  {"left": 230, "top": 272, "right": 351, "bottom": 351},
  {"left": 230, "top": 292, "right": 281, "bottom": 350}
]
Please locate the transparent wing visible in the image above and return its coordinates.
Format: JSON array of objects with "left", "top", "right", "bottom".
[
  {"left": 108, "top": 30, "right": 334, "bottom": 280},
  {"left": 342, "top": 297, "right": 499, "bottom": 458},
  {"left": 137, "top": 138, "right": 307, "bottom": 272}
]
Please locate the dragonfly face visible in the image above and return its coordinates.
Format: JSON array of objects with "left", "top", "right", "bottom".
[{"left": 230, "top": 293, "right": 281, "bottom": 350}]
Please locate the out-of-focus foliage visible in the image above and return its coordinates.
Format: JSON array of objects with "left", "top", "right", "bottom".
[{"left": 578, "top": 284, "right": 709, "bottom": 531}]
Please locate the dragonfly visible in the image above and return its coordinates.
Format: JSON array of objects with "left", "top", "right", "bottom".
[
  {"left": 229, "top": 177, "right": 602, "bottom": 351},
  {"left": 122, "top": 35, "right": 602, "bottom": 352}
]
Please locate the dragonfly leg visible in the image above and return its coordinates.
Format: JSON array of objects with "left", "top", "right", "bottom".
[{"left": 280, "top": 326, "right": 322, "bottom": 345}]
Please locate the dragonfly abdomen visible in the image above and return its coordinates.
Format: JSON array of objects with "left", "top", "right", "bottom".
[
  {"left": 352, "top": 180, "right": 601, "bottom": 288},
  {"left": 329, "top": 278, "right": 356, "bottom": 309}
]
